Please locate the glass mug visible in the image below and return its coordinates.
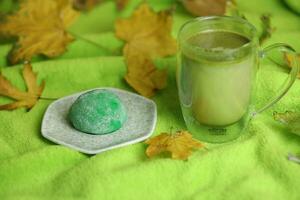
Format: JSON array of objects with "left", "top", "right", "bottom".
[{"left": 177, "top": 16, "right": 300, "bottom": 143}]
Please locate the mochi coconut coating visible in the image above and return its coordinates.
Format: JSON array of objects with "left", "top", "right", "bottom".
[{"left": 68, "top": 90, "right": 127, "bottom": 135}]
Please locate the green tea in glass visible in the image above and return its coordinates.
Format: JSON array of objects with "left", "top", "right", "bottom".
[{"left": 177, "top": 16, "right": 300, "bottom": 143}]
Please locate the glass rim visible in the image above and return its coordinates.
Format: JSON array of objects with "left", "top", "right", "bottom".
[{"left": 178, "top": 16, "right": 258, "bottom": 57}]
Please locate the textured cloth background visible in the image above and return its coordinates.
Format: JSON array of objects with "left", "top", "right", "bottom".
[{"left": 1, "top": 0, "right": 300, "bottom": 199}]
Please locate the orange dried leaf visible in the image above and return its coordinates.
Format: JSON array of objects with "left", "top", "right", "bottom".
[
  {"left": 116, "top": 0, "right": 130, "bottom": 10},
  {"left": 285, "top": 53, "right": 300, "bottom": 78},
  {"left": 116, "top": 3, "right": 177, "bottom": 58},
  {"left": 125, "top": 54, "right": 167, "bottom": 97},
  {"left": 115, "top": 3, "right": 176, "bottom": 97},
  {"left": 259, "top": 14, "right": 275, "bottom": 45},
  {"left": 182, "top": 0, "right": 227, "bottom": 16},
  {"left": 145, "top": 130, "right": 204, "bottom": 160},
  {"left": 0, "top": 62, "right": 45, "bottom": 111},
  {"left": 0, "top": 0, "right": 79, "bottom": 64},
  {"left": 73, "top": 0, "right": 102, "bottom": 11}
]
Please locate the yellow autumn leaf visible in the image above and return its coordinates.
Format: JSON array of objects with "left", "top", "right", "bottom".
[
  {"left": 125, "top": 54, "right": 167, "bottom": 97},
  {"left": 182, "top": 0, "right": 227, "bottom": 16},
  {"left": 73, "top": 0, "right": 102, "bottom": 11},
  {"left": 259, "top": 14, "right": 275, "bottom": 45},
  {"left": 116, "top": 0, "right": 130, "bottom": 10},
  {"left": 0, "top": 62, "right": 45, "bottom": 111},
  {"left": 0, "top": 0, "right": 79, "bottom": 64},
  {"left": 116, "top": 3, "right": 177, "bottom": 58},
  {"left": 115, "top": 3, "right": 177, "bottom": 97},
  {"left": 145, "top": 130, "right": 204, "bottom": 160},
  {"left": 285, "top": 53, "right": 300, "bottom": 78}
]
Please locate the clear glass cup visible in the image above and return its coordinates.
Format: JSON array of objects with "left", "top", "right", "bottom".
[{"left": 177, "top": 16, "right": 300, "bottom": 143}]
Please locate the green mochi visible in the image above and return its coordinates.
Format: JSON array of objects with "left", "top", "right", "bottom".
[{"left": 68, "top": 90, "right": 127, "bottom": 135}]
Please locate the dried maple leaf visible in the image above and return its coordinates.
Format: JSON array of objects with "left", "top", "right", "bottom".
[
  {"left": 145, "top": 130, "right": 204, "bottom": 160},
  {"left": 115, "top": 3, "right": 176, "bottom": 97},
  {"left": 274, "top": 111, "right": 300, "bottom": 136},
  {"left": 0, "top": 62, "right": 45, "bottom": 110},
  {"left": 182, "top": 0, "right": 227, "bottom": 16},
  {"left": 125, "top": 54, "right": 167, "bottom": 97},
  {"left": 259, "top": 14, "right": 276, "bottom": 45},
  {"left": 73, "top": 0, "right": 102, "bottom": 11},
  {"left": 0, "top": 0, "right": 79, "bottom": 64},
  {"left": 284, "top": 53, "right": 300, "bottom": 78},
  {"left": 115, "top": 3, "right": 177, "bottom": 58},
  {"left": 116, "top": 0, "right": 130, "bottom": 10}
]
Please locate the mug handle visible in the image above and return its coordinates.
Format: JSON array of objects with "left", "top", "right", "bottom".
[{"left": 253, "top": 43, "right": 300, "bottom": 116}]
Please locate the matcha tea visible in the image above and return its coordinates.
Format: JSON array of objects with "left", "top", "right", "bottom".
[
  {"left": 187, "top": 31, "right": 250, "bottom": 50},
  {"left": 179, "top": 31, "right": 255, "bottom": 128}
]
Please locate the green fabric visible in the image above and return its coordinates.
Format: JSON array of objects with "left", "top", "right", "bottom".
[
  {"left": 284, "top": 0, "right": 300, "bottom": 14},
  {"left": 1, "top": 0, "right": 300, "bottom": 199}
]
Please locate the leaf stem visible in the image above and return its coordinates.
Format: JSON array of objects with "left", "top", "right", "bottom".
[
  {"left": 203, "top": 146, "right": 209, "bottom": 151},
  {"left": 68, "top": 31, "right": 118, "bottom": 55},
  {"left": 169, "top": 126, "right": 174, "bottom": 134},
  {"left": 39, "top": 96, "right": 58, "bottom": 101}
]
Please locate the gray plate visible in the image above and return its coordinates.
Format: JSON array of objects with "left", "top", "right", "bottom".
[{"left": 41, "top": 88, "right": 157, "bottom": 154}]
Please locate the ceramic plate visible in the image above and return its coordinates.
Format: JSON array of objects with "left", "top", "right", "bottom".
[{"left": 41, "top": 88, "right": 157, "bottom": 154}]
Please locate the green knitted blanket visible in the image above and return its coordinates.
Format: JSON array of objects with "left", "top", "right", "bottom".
[{"left": 1, "top": 0, "right": 300, "bottom": 199}]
